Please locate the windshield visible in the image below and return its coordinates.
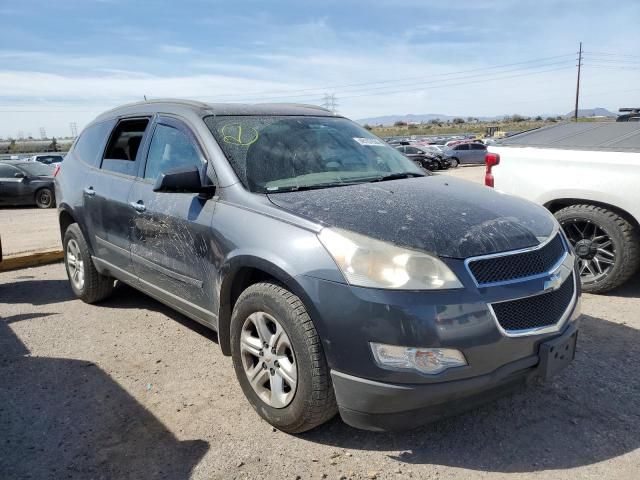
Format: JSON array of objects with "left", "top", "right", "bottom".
[
  {"left": 204, "top": 115, "right": 423, "bottom": 192},
  {"left": 17, "top": 162, "right": 54, "bottom": 177}
]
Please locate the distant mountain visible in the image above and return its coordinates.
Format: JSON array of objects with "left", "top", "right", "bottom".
[
  {"left": 357, "top": 107, "right": 617, "bottom": 126},
  {"left": 357, "top": 113, "right": 536, "bottom": 126},
  {"left": 356, "top": 113, "right": 456, "bottom": 125},
  {"left": 564, "top": 108, "right": 617, "bottom": 118}
]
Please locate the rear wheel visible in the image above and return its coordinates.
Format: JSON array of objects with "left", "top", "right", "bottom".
[
  {"left": 35, "top": 188, "right": 54, "bottom": 208},
  {"left": 555, "top": 204, "right": 640, "bottom": 293},
  {"left": 230, "top": 282, "right": 337, "bottom": 433},
  {"left": 64, "top": 223, "right": 114, "bottom": 303}
]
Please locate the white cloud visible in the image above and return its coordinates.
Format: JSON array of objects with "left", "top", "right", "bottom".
[{"left": 158, "top": 44, "right": 193, "bottom": 54}]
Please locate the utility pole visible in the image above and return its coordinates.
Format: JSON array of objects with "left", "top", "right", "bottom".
[
  {"left": 574, "top": 41, "right": 583, "bottom": 122},
  {"left": 39, "top": 127, "right": 47, "bottom": 139},
  {"left": 69, "top": 122, "right": 78, "bottom": 138}
]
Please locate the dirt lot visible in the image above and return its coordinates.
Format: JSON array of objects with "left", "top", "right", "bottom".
[
  {"left": 0, "top": 207, "right": 59, "bottom": 257},
  {"left": 1, "top": 166, "right": 639, "bottom": 479}
]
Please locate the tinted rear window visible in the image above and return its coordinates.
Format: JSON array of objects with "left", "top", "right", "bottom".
[
  {"left": 17, "top": 162, "right": 54, "bottom": 177},
  {"left": 73, "top": 121, "right": 113, "bottom": 167}
]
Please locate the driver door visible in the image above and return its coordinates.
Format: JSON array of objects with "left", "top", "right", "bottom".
[
  {"left": 128, "top": 116, "right": 218, "bottom": 323},
  {"left": 0, "top": 164, "right": 30, "bottom": 205}
]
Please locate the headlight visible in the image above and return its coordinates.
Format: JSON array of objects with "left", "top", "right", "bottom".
[
  {"left": 318, "top": 227, "right": 462, "bottom": 290},
  {"left": 371, "top": 343, "right": 467, "bottom": 374}
]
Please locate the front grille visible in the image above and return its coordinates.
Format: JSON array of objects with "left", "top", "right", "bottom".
[
  {"left": 491, "top": 273, "right": 575, "bottom": 332},
  {"left": 468, "top": 233, "right": 566, "bottom": 285}
]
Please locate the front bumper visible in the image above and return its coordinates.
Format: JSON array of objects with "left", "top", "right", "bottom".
[{"left": 332, "top": 323, "right": 578, "bottom": 431}]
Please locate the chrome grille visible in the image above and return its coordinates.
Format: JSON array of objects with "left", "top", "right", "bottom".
[
  {"left": 468, "top": 233, "right": 566, "bottom": 286},
  {"left": 490, "top": 273, "right": 575, "bottom": 332}
]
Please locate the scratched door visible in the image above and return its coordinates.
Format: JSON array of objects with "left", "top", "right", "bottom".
[{"left": 128, "top": 118, "right": 217, "bottom": 316}]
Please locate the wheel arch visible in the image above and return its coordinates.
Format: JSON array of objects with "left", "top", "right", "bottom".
[
  {"left": 544, "top": 198, "right": 640, "bottom": 232},
  {"left": 217, "top": 256, "right": 321, "bottom": 356},
  {"left": 58, "top": 207, "right": 76, "bottom": 242}
]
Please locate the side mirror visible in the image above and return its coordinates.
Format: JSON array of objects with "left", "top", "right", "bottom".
[
  {"left": 14, "top": 172, "right": 25, "bottom": 179},
  {"left": 153, "top": 165, "right": 215, "bottom": 196}
]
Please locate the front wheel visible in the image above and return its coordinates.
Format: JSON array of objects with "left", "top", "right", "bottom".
[
  {"left": 449, "top": 157, "right": 459, "bottom": 168},
  {"left": 64, "top": 223, "right": 114, "bottom": 303},
  {"left": 230, "top": 282, "right": 337, "bottom": 433},
  {"left": 555, "top": 204, "right": 640, "bottom": 293},
  {"left": 35, "top": 188, "right": 54, "bottom": 208}
]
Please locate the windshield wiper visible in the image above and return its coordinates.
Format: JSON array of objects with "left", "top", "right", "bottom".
[
  {"left": 369, "top": 172, "right": 426, "bottom": 183},
  {"left": 266, "top": 181, "right": 361, "bottom": 193}
]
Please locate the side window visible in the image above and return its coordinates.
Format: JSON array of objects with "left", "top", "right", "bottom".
[
  {"left": 144, "top": 123, "right": 202, "bottom": 181},
  {"left": 456, "top": 144, "right": 470, "bottom": 151},
  {"left": 72, "top": 121, "right": 113, "bottom": 167},
  {"left": 102, "top": 118, "right": 150, "bottom": 176},
  {"left": 406, "top": 147, "right": 419, "bottom": 154},
  {"left": 471, "top": 143, "right": 486, "bottom": 150},
  {"left": 0, "top": 164, "right": 19, "bottom": 178}
]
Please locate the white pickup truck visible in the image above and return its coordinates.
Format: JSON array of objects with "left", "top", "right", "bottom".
[{"left": 486, "top": 122, "right": 640, "bottom": 293}]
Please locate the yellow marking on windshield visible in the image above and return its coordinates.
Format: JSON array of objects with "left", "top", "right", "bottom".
[{"left": 221, "top": 124, "right": 259, "bottom": 146}]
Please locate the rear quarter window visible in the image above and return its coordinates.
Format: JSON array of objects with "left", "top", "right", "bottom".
[{"left": 72, "top": 121, "right": 113, "bottom": 167}]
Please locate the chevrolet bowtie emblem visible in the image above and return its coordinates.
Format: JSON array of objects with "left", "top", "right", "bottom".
[{"left": 543, "top": 274, "right": 563, "bottom": 292}]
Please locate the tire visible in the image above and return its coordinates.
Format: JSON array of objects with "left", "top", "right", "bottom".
[
  {"left": 555, "top": 204, "right": 640, "bottom": 293},
  {"left": 230, "top": 282, "right": 337, "bottom": 433},
  {"left": 35, "top": 187, "right": 54, "bottom": 208},
  {"left": 63, "top": 223, "right": 114, "bottom": 303},
  {"left": 449, "top": 157, "right": 459, "bottom": 168}
]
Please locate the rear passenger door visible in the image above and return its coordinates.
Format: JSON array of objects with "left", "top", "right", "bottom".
[
  {"left": 128, "top": 116, "right": 217, "bottom": 322},
  {"left": 0, "top": 164, "right": 28, "bottom": 205},
  {"left": 469, "top": 143, "right": 487, "bottom": 164},
  {"left": 453, "top": 144, "right": 470, "bottom": 163},
  {"left": 85, "top": 117, "right": 151, "bottom": 276}
]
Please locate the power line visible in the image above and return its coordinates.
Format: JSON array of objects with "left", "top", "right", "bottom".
[
  {"left": 583, "top": 51, "right": 640, "bottom": 59},
  {"left": 196, "top": 60, "right": 576, "bottom": 104},
  {"left": 208, "top": 53, "right": 577, "bottom": 100},
  {"left": 335, "top": 66, "right": 575, "bottom": 101}
]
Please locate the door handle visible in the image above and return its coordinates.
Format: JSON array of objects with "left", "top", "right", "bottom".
[
  {"left": 129, "top": 201, "right": 146, "bottom": 213},
  {"left": 83, "top": 186, "right": 95, "bottom": 197}
]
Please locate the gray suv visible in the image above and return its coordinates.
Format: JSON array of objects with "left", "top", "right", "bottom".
[{"left": 55, "top": 100, "right": 580, "bottom": 432}]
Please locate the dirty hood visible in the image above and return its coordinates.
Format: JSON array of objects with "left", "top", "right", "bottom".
[{"left": 267, "top": 176, "right": 556, "bottom": 259}]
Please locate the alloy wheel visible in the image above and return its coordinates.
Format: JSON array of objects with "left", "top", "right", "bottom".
[
  {"left": 240, "top": 311, "right": 297, "bottom": 408},
  {"left": 66, "top": 238, "right": 85, "bottom": 290},
  {"left": 561, "top": 219, "right": 615, "bottom": 283}
]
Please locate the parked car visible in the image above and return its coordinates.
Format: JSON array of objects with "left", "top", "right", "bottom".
[
  {"left": 25, "top": 154, "right": 64, "bottom": 165},
  {"left": 420, "top": 145, "right": 457, "bottom": 168},
  {"left": 56, "top": 99, "right": 580, "bottom": 433},
  {"left": 447, "top": 142, "right": 487, "bottom": 165},
  {"left": 0, "top": 160, "right": 56, "bottom": 208},
  {"left": 487, "top": 121, "right": 640, "bottom": 293},
  {"left": 395, "top": 145, "right": 445, "bottom": 170},
  {"left": 617, "top": 108, "right": 640, "bottom": 122}
]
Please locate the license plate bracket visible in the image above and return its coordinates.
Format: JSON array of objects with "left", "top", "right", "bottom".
[{"left": 539, "top": 327, "right": 578, "bottom": 381}]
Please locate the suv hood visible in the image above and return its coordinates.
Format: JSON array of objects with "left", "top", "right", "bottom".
[{"left": 267, "top": 176, "right": 555, "bottom": 259}]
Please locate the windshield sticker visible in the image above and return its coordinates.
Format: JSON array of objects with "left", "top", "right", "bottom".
[
  {"left": 221, "top": 124, "right": 259, "bottom": 146},
  {"left": 353, "top": 137, "right": 385, "bottom": 147}
]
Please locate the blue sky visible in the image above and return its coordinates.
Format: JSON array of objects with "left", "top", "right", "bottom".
[{"left": 1, "top": 0, "right": 639, "bottom": 137}]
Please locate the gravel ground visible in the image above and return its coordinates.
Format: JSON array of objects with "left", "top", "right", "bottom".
[
  {"left": 0, "top": 207, "right": 59, "bottom": 257},
  {"left": 1, "top": 165, "right": 639, "bottom": 479},
  {"left": 1, "top": 262, "right": 639, "bottom": 480},
  {"left": 436, "top": 164, "right": 485, "bottom": 183}
]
